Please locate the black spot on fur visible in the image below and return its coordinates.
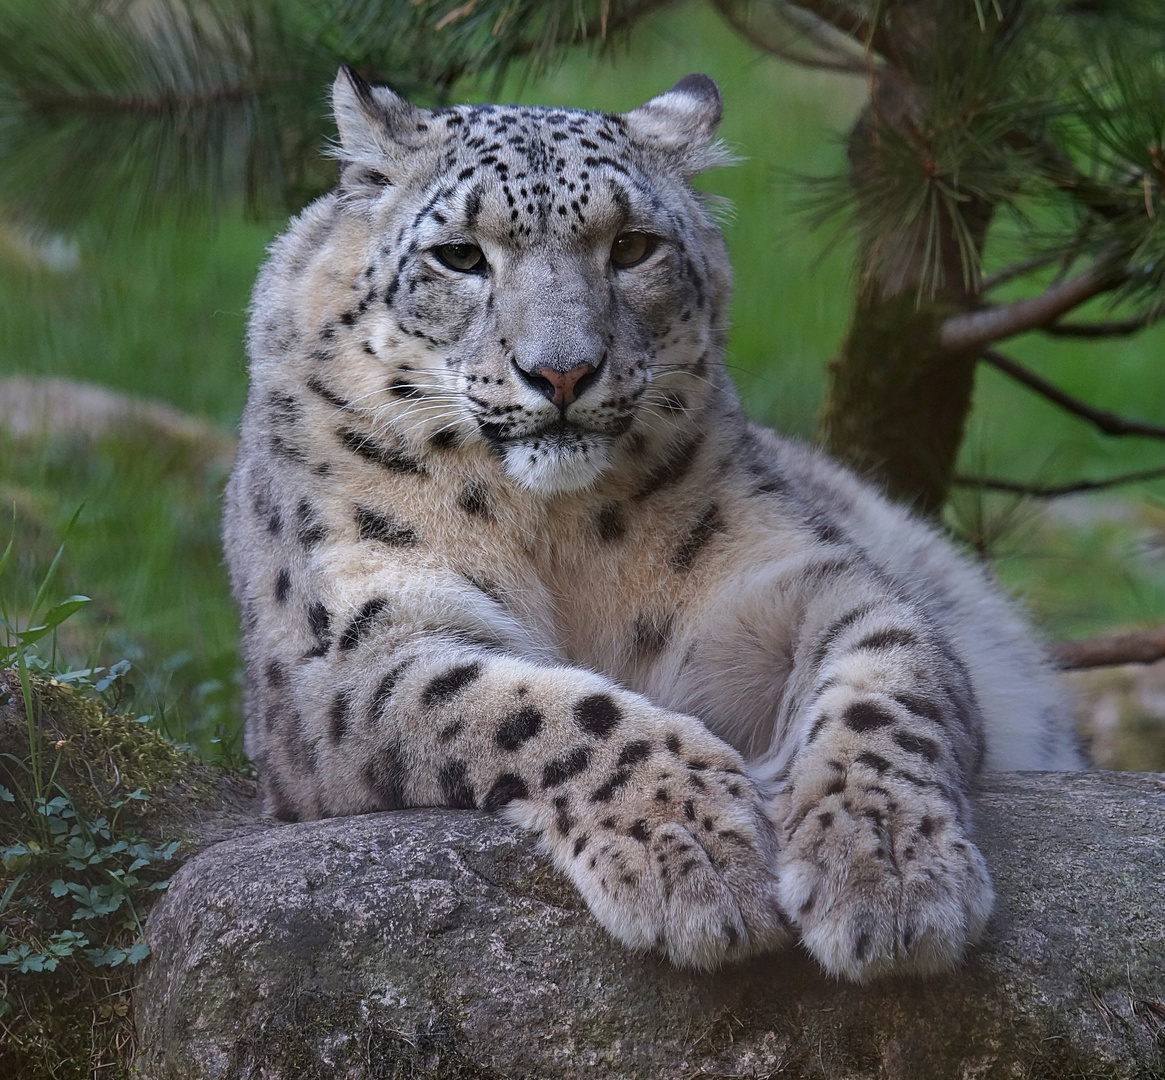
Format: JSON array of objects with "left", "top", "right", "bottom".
[
  {"left": 363, "top": 741, "right": 407, "bottom": 809},
  {"left": 633, "top": 432, "right": 704, "bottom": 500},
  {"left": 573, "top": 694, "right": 622, "bottom": 739},
  {"left": 590, "top": 769, "right": 632, "bottom": 804},
  {"left": 438, "top": 718, "right": 465, "bottom": 744},
  {"left": 665, "top": 733, "right": 682, "bottom": 755},
  {"left": 369, "top": 658, "right": 415, "bottom": 723},
  {"left": 266, "top": 776, "right": 298, "bottom": 822},
  {"left": 461, "top": 572, "right": 503, "bottom": 603},
  {"left": 573, "top": 834, "right": 588, "bottom": 857},
  {"left": 266, "top": 389, "right": 302, "bottom": 423},
  {"left": 264, "top": 660, "right": 286, "bottom": 688},
  {"left": 807, "top": 713, "right": 831, "bottom": 743},
  {"left": 337, "top": 427, "right": 427, "bottom": 476},
  {"left": 274, "top": 568, "right": 291, "bottom": 604},
  {"left": 428, "top": 429, "right": 461, "bottom": 451},
  {"left": 457, "top": 480, "right": 493, "bottom": 519},
  {"left": 631, "top": 613, "right": 674, "bottom": 661},
  {"left": 356, "top": 505, "right": 419, "bottom": 546},
  {"left": 802, "top": 558, "right": 858, "bottom": 584},
  {"left": 306, "top": 374, "right": 351, "bottom": 410},
  {"left": 495, "top": 706, "right": 544, "bottom": 751},
  {"left": 296, "top": 500, "right": 326, "bottom": 550},
  {"left": 594, "top": 502, "right": 626, "bottom": 542},
  {"left": 851, "top": 627, "right": 919, "bottom": 653},
  {"left": 893, "top": 730, "right": 941, "bottom": 762},
  {"left": 670, "top": 503, "right": 721, "bottom": 573},
  {"left": 894, "top": 692, "right": 946, "bottom": 725},
  {"left": 328, "top": 690, "right": 353, "bottom": 743},
  {"left": 617, "top": 740, "right": 652, "bottom": 769},
  {"left": 338, "top": 597, "right": 389, "bottom": 651},
  {"left": 854, "top": 931, "right": 871, "bottom": 962},
  {"left": 812, "top": 604, "right": 877, "bottom": 665},
  {"left": 422, "top": 661, "right": 483, "bottom": 706},
  {"left": 807, "top": 512, "right": 847, "bottom": 546},
  {"left": 482, "top": 773, "right": 529, "bottom": 812},
  {"left": 270, "top": 434, "right": 308, "bottom": 464},
  {"left": 856, "top": 751, "right": 892, "bottom": 773},
  {"left": 542, "top": 747, "right": 591, "bottom": 788},
  {"left": 554, "top": 794, "right": 575, "bottom": 837},
  {"left": 438, "top": 760, "right": 476, "bottom": 809},
  {"left": 919, "top": 815, "right": 936, "bottom": 838},
  {"left": 843, "top": 700, "right": 895, "bottom": 732},
  {"left": 305, "top": 601, "right": 331, "bottom": 657},
  {"left": 628, "top": 820, "right": 651, "bottom": 843}
]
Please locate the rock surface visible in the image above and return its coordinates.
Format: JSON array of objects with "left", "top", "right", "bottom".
[{"left": 135, "top": 772, "right": 1165, "bottom": 1080}]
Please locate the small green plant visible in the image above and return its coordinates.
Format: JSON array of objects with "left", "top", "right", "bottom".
[{"left": 0, "top": 517, "right": 187, "bottom": 1078}]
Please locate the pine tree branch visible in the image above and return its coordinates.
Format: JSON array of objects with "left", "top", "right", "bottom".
[
  {"left": 980, "top": 348, "right": 1165, "bottom": 441},
  {"left": 1041, "top": 314, "right": 1159, "bottom": 338},
  {"left": 980, "top": 252, "right": 1064, "bottom": 293},
  {"left": 18, "top": 78, "right": 277, "bottom": 119},
  {"left": 708, "top": 0, "right": 872, "bottom": 74},
  {"left": 1051, "top": 627, "right": 1165, "bottom": 670},
  {"left": 952, "top": 465, "right": 1165, "bottom": 498},
  {"left": 939, "top": 248, "right": 1128, "bottom": 352},
  {"left": 502, "top": 0, "right": 679, "bottom": 59},
  {"left": 1005, "top": 131, "right": 1147, "bottom": 225},
  {"left": 780, "top": 0, "right": 886, "bottom": 55}
]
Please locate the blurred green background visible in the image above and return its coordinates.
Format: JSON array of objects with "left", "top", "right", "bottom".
[{"left": 1, "top": 1, "right": 1163, "bottom": 761}]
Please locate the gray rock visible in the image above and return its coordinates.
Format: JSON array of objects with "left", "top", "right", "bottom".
[{"left": 135, "top": 772, "right": 1165, "bottom": 1079}]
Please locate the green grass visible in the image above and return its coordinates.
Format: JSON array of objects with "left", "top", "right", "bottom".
[
  {"left": 0, "top": 0, "right": 1162, "bottom": 752},
  {"left": 0, "top": 429, "right": 240, "bottom": 754}
]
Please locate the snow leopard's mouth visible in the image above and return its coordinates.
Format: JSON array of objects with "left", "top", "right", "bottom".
[
  {"left": 475, "top": 414, "right": 633, "bottom": 448},
  {"left": 477, "top": 419, "right": 623, "bottom": 494}
]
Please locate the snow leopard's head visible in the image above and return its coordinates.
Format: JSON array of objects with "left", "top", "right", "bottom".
[{"left": 262, "top": 69, "right": 735, "bottom": 495}]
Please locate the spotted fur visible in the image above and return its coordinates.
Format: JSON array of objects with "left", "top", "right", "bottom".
[{"left": 223, "top": 69, "right": 1081, "bottom": 981}]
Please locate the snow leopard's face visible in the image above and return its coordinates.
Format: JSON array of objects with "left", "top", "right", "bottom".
[{"left": 329, "top": 71, "right": 733, "bottom": 494}]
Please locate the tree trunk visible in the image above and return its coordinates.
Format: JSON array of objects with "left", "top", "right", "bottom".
[
  {"left": 817, "top": 290, "right": 979, "bottom": 514},
  {"left": 814, "top": 64, "right": 994, "bottom": 514}
]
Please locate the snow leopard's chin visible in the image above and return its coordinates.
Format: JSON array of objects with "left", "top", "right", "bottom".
[{"left": 501, "top": 430, "right": 613, "bottom": 494}]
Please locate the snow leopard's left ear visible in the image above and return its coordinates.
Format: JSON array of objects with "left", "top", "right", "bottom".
[
  {"left": 624, "top": 74, "right": 732, "bottom": 176},
  {"left": 331, "top": 65, "right": 431, "bottom": 192}
]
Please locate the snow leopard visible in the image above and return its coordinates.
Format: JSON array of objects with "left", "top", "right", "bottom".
[{"left": 223, "top": 67, "right": 1081, "bottom": 983}]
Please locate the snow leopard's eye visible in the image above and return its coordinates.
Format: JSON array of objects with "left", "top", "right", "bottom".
[
  {"left": 433, "top": 243, "right": 486, "bottom": 274},
  {"left": 610, "top": 232, "right": 658, "bottom": 269}
]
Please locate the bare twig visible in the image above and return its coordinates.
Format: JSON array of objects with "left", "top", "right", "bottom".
[
  {"left": 940, "top": 249, "right": 1128, "bottom": 352},
  {"left": 980, "top": 252, "right": 1064, "bottom": 293},
  {"left": 980, "top": 349, "right": 1165, "bottom": 440},
  {"left": 1042, "top": 314, "right": 1160, "bottom": 338},
  {"left": 1051, "top": 627, "right": 1165, "bottom": 670},
  {"left": 709, "top": 0, "right": 872, "bottom": 74},
  {"left": 952, "top": 465, "right": 1165, "bottom": 497}
]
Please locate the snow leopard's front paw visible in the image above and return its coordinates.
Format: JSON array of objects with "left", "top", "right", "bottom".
[
  {"left": 541, "top": 721, "right": 789, "bottom": 970},
  {"left": 776, "top": 763, "right": 993, "bottom": 981}
]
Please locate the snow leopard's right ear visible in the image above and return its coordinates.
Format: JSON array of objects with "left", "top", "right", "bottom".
[
  {"left": 624, "top": 74, "right": 733, "bottom": 176},
  {"left": 331, "top": 66, "right": 430, "bottom": 191}
]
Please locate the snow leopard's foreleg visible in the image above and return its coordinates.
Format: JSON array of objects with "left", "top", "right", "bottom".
[
  {"left": 253, "top": 563, "right": 790, "bottom": 970},
  {"left": 749, "top": 555, "right": 994, "bottom": 981}
]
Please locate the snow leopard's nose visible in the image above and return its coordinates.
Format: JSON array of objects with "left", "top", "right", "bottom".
[{"left": 514, "top": 361, "right": 599, "bottom": 409}]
